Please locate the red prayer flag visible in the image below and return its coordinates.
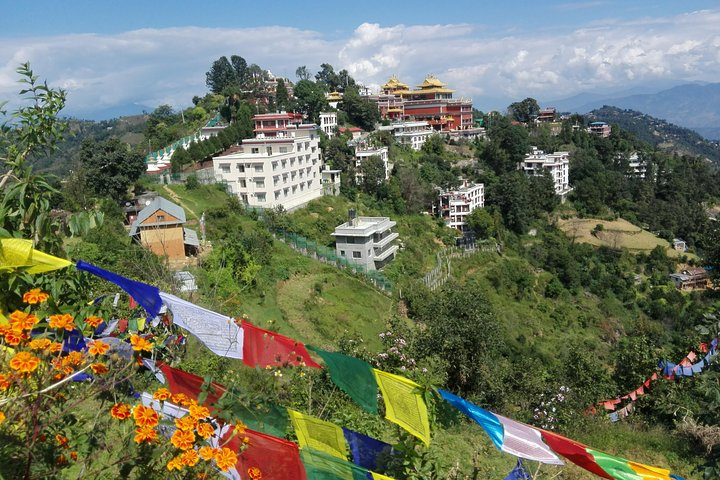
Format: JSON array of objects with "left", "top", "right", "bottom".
[
  {"left": 222, "top": 425, "right": 308, "bottom": 480},
  {"left": 241, "top": 320, "right": 321, "bottom": 369},
  {"left": 700, "top": 342, "right": 708, "bottom": 353},
  {"left": 650, "top": 372, "right": 658, "bottom": 381},
  {"left": 635, "top": 386, "right": 644, "bottom": 396},
  {"left": 117, "top": 318, "right": 128, "bottom": 333},
  {"left": 156, "top": 361, "right": 227, "bottom": 409},
  {"left": 540, "top": 430, "right": 612, "bottom": 479},
  {"left": 129, "top": 295, "right": 138, "bottom": 309}
]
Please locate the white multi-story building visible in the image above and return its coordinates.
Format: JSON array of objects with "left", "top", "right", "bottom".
[
  {"left": 378, "top": 121, "right": 435, "bottom": 151},
  {"left": 320, "top": 112, "right": 337, "bottom": 138},
  {"left": 625, "top": 152, "right": 647, "bottom": 179},
  {"left": 353, "top": 140, "right": 390, "bottom": 183},
  {"left": 436, "top": 180, "right": 485, "bottom": 232},
  {"left": 521, "top": 147, "right": 573, "bottom": 202},
  {"left": 213, "top": 112, "right": 323, "bottom": 211},
  {"left": 332, "top": 212, "right": 399, "bottom": 271}
]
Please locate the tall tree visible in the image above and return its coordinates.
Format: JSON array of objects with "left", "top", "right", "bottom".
[
  {"left": 206, "top": 56, "right": 237, "bottom": 94},
  {"left": 293, "top": 80, "right": 329, "bottom": 123},
  {"left": 275, "top": 78, "right": 290, "bottom": 111},
  {"left": 230, "top": 55, "right": 248, "bottom": 87},
  {"left": 508, "top": 97, "right": 540, "bottom": 123},
  {"left": 360, "top": 155, "right": 386, "bottom": 197},
  {"left": 80, "top": 138, "right": 145, "bottom": 202},
  {"left": 295, "top": 65, "right": 311, "bottom": 81}
]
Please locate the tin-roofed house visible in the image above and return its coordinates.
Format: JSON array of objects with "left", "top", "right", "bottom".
[{"left": 129, "top": 196, "right": 199, "bottom": 264}]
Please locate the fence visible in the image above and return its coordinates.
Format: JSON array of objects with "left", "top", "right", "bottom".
[
  {"left": 274, "top": 229, "right": 393, "bottom": 294},
  {"left": 422, "top": 242, "right": 502, "bottom": 290}
]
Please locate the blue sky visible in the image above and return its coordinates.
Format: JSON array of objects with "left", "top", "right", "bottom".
[{"left": 2, "top": 1, "right": 719, "bottom": 118}]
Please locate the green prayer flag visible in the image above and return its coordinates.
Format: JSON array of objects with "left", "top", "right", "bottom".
[
  {"left": 236, "top": 402, "right": 289, "bottom": 439},
  {"left": 301, "top": 448, "right": 368, "bottom": 480},
  {"left": 587, "top": 449, "right": 643, "bottom": 480},
  {"left": 308, "top": 346, "right": 378, "bottom": 414}
]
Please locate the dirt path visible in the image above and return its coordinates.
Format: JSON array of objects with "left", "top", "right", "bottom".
[{"left": 162, "top": 185, "right": 199, "bottom": 220}]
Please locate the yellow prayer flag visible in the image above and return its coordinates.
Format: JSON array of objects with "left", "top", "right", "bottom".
[
  {"left": 137, "top": 318, "right": 146, "bottom": 331},
  {"left": 288, "top": 409, "right": 349, "bottom": 459},
  {"left": 0, "top": 238, "right": 71, "bottom": 274},
  {"left": 628, "top": 461, "right": 672, "bottom": 480},
  {"left": 0, "top": 309, "right": 8, "bottom": 325},
  {"left": 371, "top": 472, "right": 396, "bottom": 480},
  {"left": 373, "top": 369, "right": 431, "bottom": 446}
]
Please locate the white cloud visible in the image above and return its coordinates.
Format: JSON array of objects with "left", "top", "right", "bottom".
[{"left": 1, "top": 10, "right": 719, "bottom": 117}]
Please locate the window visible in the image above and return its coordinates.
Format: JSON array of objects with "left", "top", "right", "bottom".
[
  {"left": 256, "top": 193, "right": 266, "bottom": 202},
  {"left": 219, "top": 164, "right": 230, "bottom": 173},
  {"left": 352, "top": 251, "right": 362, "bottom": 259},
  {"left": 266, "top": 146, "right": 272, "bottom": 155},
  {"left": 251, "top": 148, "right": 260, "bottom": 154},
  {"left": 272, "top": 162, "right": 278, "bottom": 171},
  {"left": 279, "top": 146, "right": 288, "bottom": 153},
  {"left": 239, "top": 179, "right": 246, "bottom": 188},
  {"left": 255, "top": 180, "right": 265, "bottom": 188},
  {"left": 254, "top": 165, "right": 263, "bottom": 172},
  {"left": 236, "top": 164, "right": 245, "bottom": 172},
  {"left": 340, "top": 250, "right": 345, "bottom": 257},
  {"left": 156, "top": 215, "right": 165, "bottom": 222}
]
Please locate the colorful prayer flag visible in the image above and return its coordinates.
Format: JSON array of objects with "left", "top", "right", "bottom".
[
  {"left": 0, "top": 238, "right": 71, "bottom": 273},
  {"left": 373, "top": 369, "right": 430, "bottom": 446},
  {"left": 540, "top": 430, "right": 612, "bottom": 479},
  {"left": 160, "top": 291, "right": 243, "bottom": 359},
  {"left": 156, "top": 361, "right": 227, "bottom": 409},
  {"left": 288, "top": 409, "right": 349, "bottom": 459},
  {"left": 76, "top": 261, "right": 162, "bottom": 318},
  {"left": 495, "top": 414, "right": 564, "bottom": 465},
  {"left": 342, "top": 428, "right": 395, "bottom": 471},
  {"left": 504, "top": 459, "right": 531, "bottom": 480},
  {"left": 628, "top": 460, "right": 673, "bottom": 480},
  {"left": 587, "top": 449, "right": 645, "bottom": 480},
  {"left": 300, "top": 448, "right": 367, "bottom": 480},
  {"left": 308, "top": 346, "right": 378, "bottom": 413},
  {"left": 241, "top": 320, "right": 321, "bottom": 369},
  {"left": 438, "top": 389, "right": 503, "bottom": 448}
]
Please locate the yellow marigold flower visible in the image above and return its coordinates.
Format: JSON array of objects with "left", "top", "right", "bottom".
[
  {"left": 235, "top": 421, "right": 247, "bottom": 435},
  {"left": 0, "top": 411, "right": 5, "bottom": 424},
  {"left": 166, "top": 456, "right": 184, "bottom": 471},
  {"left": 130, "top": 334, "right": 153, "bottom": 352},
  {"left": 90, "top": 363, "right": 108, "bottom": 375},
  {"left": 48, "top": 314, "right": 75, "bottom": 331},
  {"left": 198, "top": 446, "right": 215, "bottom": 461},
  {"left": 248, "top": 466, "right": 263, "bottom": 480},
  {"left": 28, "top": 338, "right": 52, "bottom": 351},
  {"left": 110, "top": 403, "right": 132, "bottom": 420},
  {"left": 170, "top": 392, "right": 194, "bottom": 406},
  {"left": 0, "top": 373, "right": 11, "bottom": 390},
  {"left": 214, "top": 447, "right": 237, "bottom": 472},
  {"left": 170, "top": 429, "right": 196, "bottom": 450},
  {"left": 242, "top": 436, "right": 250, "bottom": 445},
  {"left": 63, "top": 351, "right": 85, "bottom": 366},
  {"left": 196, "top": 473, "right": 209, "bottom": 480},
  {"left": 10, "top": 311, "right": 39, "bottom": 330},
  {"left": 48, "top": 342, "right": 63, "bottom": 353},
  {"left": 55, "top": 434, "right": 70, "bottom": 449},
  {"left": 133, "top": 405, "right": 159, "bottom": 428},
  {"left": 23, "top": 288, "right": 49, "bottom": 304},
  {"left": 84, "top": 316, "right": 104, "bottom": 328},
  {"left": 196, "top": 421, "right": 215, "bottom": 439},
  {"left": 9, "top": 351, "right": 40, "bottom": 374},
  {"left": 175, "top": 416, "right": 197, "bottom": 432},
  {"left": 3, "top": 328, "right": 25, "bottom": 346},
  {"left": 87, "top": 340, "right": 110, "bottom": 356},
  {"left": 153, "top": 387, "right": 172, "bottom": 401},
  {"left": 189, "top": 404, "right": 210, "bottom": 420},
  {"left": 181, "top": 449, "right": 200, "bottom": 467},
  {"left": 134, "top": 425, "right": 157, "bottom": 444}
]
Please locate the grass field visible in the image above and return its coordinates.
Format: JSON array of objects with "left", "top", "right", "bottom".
[{"left": 557, "top": 217, "right": 690, "bottom": 258}]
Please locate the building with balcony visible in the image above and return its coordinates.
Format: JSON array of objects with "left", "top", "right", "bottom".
[
  {"left": 436, "top": 180, "right": 485, "bottom": 232},
  {"left": 320, "top": 112, "right": 338, "bottom": 138},
  {"left": 332, "top": 213, "right": 399, "bottom": 271},
  {"left": 378, "top": 121, "right": 435, "bottom": 151},
  {"left": 321, "top": 167, "right": 341, "bottom": 196},
  {"left": 352, "top": 139, "right": 390, "bottom": 183},
  {"left": 521, "top": 147, "right": 573, "bottom": 202},
  {"left": 212, "top": 112, "right": 323, "bottom": 211},
  {"left": 588, "top": 121, "right": 611, "bottom": 138}
]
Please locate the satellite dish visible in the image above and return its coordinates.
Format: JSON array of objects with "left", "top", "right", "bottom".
[{"left": 145, "top": 200, "right": 151, "bottom": 206}]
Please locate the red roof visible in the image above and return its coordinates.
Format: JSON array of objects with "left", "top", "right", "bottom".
[{"left": 339, "top": 127, "right": 363, "bottom": 133}]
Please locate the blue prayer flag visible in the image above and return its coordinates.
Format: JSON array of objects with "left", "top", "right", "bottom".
[
  {"left": 76, "top": 261, "right": 162, "bottom": 318},
  {"left": 504, "top": 460, "right": 531, "bottom": 480},
  {"left": 438, "top": 389, "right": 504, "bottom": 450},
  {"left": 342, "top": 428, "right": 395, "bottom": 471}
]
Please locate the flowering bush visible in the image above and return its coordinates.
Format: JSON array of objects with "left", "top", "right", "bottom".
[{"left": 531, "top": 386, "right": 570, "bottom": 430}]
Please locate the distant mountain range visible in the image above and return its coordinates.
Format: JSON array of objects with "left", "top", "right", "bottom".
[
  {"left": 547, "top": 83, "right": 720, "bottom": 140},
  {"left": 586, "top": 106, "right": 720, "bottom": 164}
]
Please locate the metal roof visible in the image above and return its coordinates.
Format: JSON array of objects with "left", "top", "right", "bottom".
[{"left": 129, "top": 196, "right": 186, "bottom": 236}]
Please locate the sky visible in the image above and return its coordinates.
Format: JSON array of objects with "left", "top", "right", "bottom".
[{"left": 2, "top": 0, "right": 719, "bottom": 119}]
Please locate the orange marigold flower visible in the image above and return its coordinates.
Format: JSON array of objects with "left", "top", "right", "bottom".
[
  {"left": 0, "top": 411, "right": 5, "bottom": 424},
  {"left": 170, "top": 392, "right": 191, "bottom": 406},
  {"left": 87, "top": 340, "right": 110, "bottom": 356},
  {"left": 153, "top": 387, "right": 171, "bottom": 401},
  {"left": 90, "top": 363, "right": 108, "bottom": 375},
  {"left": 0, "top": 373, "right": 11, "bottom": 390},
  {"left": 9, "top": 351, "right": 40, "bottom": 374},
  {"left": 3, "top": 328, "right": 25, "bottom": 346},
  {"left": 133, "top": 405, "right": 159, "bottom": 428},
  {"left": 180, "top": 449, "right": 200, "bottom": 467},
  {"left": 248, "top": 466, "right": 263, "bottom": 480},
  {"left": 242, "top": 436, "right": 250, "bottom": 445},
  {"left": 235, "top": 421, "right": 247, "bottom": 435},
  {"left": 63, "top": 351, "right": 85, "bottom": 367},
  {"left": 28, "top": 338, "right": 52, "bottom": 351},
  {"left": 214, "top": 447, "right": 237, "bottom": 472},
  {"left": 84, "top": 316, "right": 104, "bottom": 328},
  {"left": 189, "top": 404, "right": 210, "bottom": 420},
  {"left": 130, "top": 334, "right": 153, "bottom": 352},
  {"left": 170, "top": 429, "right": 196, "bottom": 451},
  {"left": 166, "top": 456, "right": 184, "bottom": 471},
  {"left": 10, "top": 311, "right": 39, "bottom": 330},
  {"left": 48, "top": 342, "right": 63, "bottom": 353},
  {"left": 110, "top": 403, "right": 132, "bottom": 420},
  {"left": 56, "top": 454, "right": 68, "bottom": 466},
  {"left": 196, "top": 473, "right": 209, "bottom": 480},
  {"left": 196, "top": 421, "right": 215, "bottom": 439},
  {"left": 23, "top": 288, "right": 49, "bottom": 304},
  {"left": 134, "top": 425, "right": 157, "bottom": 444},
  {"left": 48, "top": 313, "right": 75, "bottom": 331},
  {"left": 198, "top": 446, "right": 216, "bottom": 461},
  {"left": 55, "top": 434, "right": 70, "bottom": 449},
  {"left": 175, "top": 416, "right": 197, "bottom": 432},
  {"left": 70, "top": 451, "right": 78, "bottom": 461}
]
